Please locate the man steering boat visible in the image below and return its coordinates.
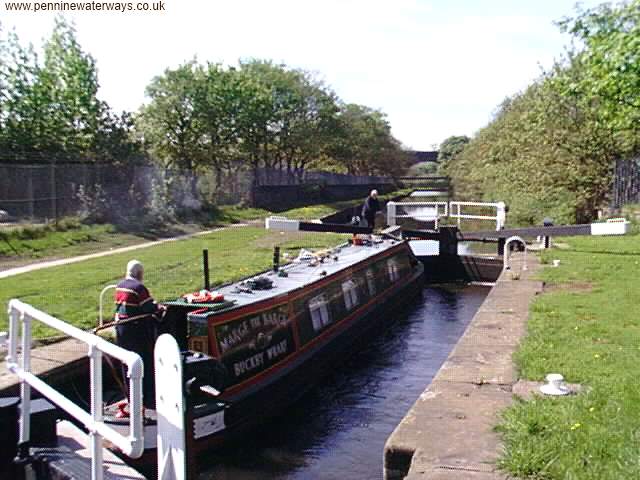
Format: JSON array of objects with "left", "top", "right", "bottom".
[{"left": 114, "top": 259, "right": 166, "bottom": 414}]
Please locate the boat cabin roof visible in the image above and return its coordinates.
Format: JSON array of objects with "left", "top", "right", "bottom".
[{"left": 210, "top": 238, "right": 404, "bottom": 312}]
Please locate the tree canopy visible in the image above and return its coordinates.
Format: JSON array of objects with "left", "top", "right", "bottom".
[
  {"left": 0, "top": 18, "right": 138, "bottom": 161},
  {"left": 443, "top": 0, "right": 640, "bottom": 224},
  {"left": 0, "top": 17, "right": 408, "bottom": 181},
  {"left": 136, "top": 59, "right": 410, "bottom": 180}
]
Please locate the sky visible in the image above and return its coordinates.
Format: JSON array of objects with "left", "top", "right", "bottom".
[{"left": 1, "top": 0, "right": 605, "bottom": 150}]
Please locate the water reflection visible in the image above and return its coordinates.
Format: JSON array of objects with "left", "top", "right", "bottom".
[{"left": 199, "top": 285, "right": 488, "bottom": 480}]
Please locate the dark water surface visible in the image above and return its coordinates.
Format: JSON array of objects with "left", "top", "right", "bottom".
[{"left": 200, "top": 284, "right": 489, "bottom": 480}]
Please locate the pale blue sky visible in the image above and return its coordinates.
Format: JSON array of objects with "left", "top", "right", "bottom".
[{"left": 2, "top": 0, "right": 604, "bottom": 149}]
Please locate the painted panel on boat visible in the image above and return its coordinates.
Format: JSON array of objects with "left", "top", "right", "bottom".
[
  {"left": 293, "top": 250, "right": 414, "bottom": 346},
  {"left": 213, "top": 303, "right": 296, "bottom": 386}
]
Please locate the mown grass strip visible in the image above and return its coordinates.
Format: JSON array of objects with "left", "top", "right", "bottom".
[
  {"left": 0, "top": 189, "right": 410, "bottom": 262},
  {"left": 496, "top": 232, "right": 640, "bottom": 479},
  {"left": 0, "top": 227, "right": 348, "bottom": 339}
]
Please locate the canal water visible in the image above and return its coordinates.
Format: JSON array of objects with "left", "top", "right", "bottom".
[{"left": 199, "top": 284, "right": 489, "bottom": 480}]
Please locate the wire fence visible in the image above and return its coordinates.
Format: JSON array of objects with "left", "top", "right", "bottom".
[
  {"left": 611, "top": 156, "right": 640, "bottom": 209},
  {"left": 0, "top": 162, "right": 393, "bottom": 222}
]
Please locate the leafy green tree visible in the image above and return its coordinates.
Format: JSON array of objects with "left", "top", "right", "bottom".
[
  {"left": 235, "top": 60, "right": 339, "bottom": 181},
  {"left": 444, "top": 1, "right": 640, "bottom": 225},
  {"left": 326, "top": 103, "right": 409, "bottom": 177},
  {"left": 558, "top": 0, "right": 640, "bottom": 152},
  {"left": 0, "top": 17, "right": 137, "bottom": 161},
  {"left": 437, "top": 135, "right": 470, "bottom": 172},
  {"left": 40, "top": 18, "right": 104, "bottom": 154}
]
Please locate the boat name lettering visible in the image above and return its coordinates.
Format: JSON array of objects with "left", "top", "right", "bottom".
[
  {"left": 233, "top": 352, "right": 265, "bottom": 377},
  {"left": 219, "top": 320, "right": 251, "bottom": 355},
  {"left": 249, "top": 310, "right": 289, "bottom": 329},
  {"left": 266, "top": 339, "right": 288, "bottom": 361}
]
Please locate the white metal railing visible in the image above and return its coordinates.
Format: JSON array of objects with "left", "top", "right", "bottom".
[
  {"left": 387, "top": 200, "right": 506, "bottom": 231},
  {"left": 6, "top": 299, "right": 145, "bottom": 480},
  {"left": 387, "top": 201, "right": 448, "bottom": 227},
  {"left": 98, "top": 284, "right": 118, "bottom": 327},
  {"left": 449, "top": 201, "right": 506, "bottom": 231},
  {"left": 503, "top": 236, "right": 528, "bottom": 271}
]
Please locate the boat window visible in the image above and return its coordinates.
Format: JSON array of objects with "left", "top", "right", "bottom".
[
  {"left": 387, "top": 258, "right": 400, "bottom": 282},
  {"left": 366, "top": 269, "right": 376, "bottom": 296},
  {"left": 309, "top": 294, "right": 331, "bottom": 332},
  {"left": 342, "top": 279, "right": 359, "bottom": 311}
]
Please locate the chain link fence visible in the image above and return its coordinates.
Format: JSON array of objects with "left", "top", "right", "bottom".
[
  {"left": 611, "top": 156, "right": 640, "bottom": 209},
  {"left": 0, "top": 162, "right": 393, "bottom": 222}
]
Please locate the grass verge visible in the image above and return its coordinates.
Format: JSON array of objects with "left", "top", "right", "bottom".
[
  {"left": 496, "top": 232, "right": 640, "bottom": 479},
  {"left": 0, "top": 227, "right": 349, "bottom": 339},
  {"left": 0, "top": 189, "right": 410, "bottom": 265}
]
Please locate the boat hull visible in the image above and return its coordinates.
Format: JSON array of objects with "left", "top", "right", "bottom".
[{"left": 115, "top": 258, "right": 424, "bottom": 472}]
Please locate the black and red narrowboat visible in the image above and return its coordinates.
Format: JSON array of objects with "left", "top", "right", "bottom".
[{"left": 106, "top": 235, "right": 424, "bottom": 464}]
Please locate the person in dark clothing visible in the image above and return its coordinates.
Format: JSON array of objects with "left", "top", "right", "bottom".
[
  {"left": 114, "top": 259, "right": 165, "bottom": 413},
  {"left": 361, "top": 189, "right": 380, "bottom": 228}
]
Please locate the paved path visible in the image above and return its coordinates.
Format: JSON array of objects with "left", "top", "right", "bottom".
[
  {"left": 0, "top": 224, "right": 250, "bottom": 279},
  {"left": 384, "top": 254, "right": 543, "bottom": 480}
]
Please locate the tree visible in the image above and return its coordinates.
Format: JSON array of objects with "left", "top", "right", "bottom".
[
  {"left": 137, "top": 61, "right": 204, "bottom": 171},
  {"left": 236, "top": 60, "right": 339, "bottom": 181},
  {"left": 558, "top": 0, "right": 640, "bottom": 152},
  {"left": 0, "top": 17, "right": 135, "bottom": 161},
  {"left": 326, "top": 103, "right": 410, "bottom": 177},
  {"left": 437, "top": 135, "right": 470, "bottom": 171}
]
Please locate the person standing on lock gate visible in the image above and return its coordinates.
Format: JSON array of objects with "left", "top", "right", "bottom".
[
  {"left": 114, "top": 259, "right": 166, "bottom": 414},
  {"left": 361, "top": 189, "right": 381, "bottom": 229}
]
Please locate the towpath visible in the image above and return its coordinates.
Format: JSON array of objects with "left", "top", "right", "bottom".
[{"left": 0, "top": 223, "right": 251, "bottom": 279}]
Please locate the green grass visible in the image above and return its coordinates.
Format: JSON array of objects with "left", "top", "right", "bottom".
[
  {"left": 0, "top": 189, "right": 411, "bottom": 265},
  {"left": 0, "top": 223, "right": 144, "bottom": 258},
  {"left": 0, "top": 227, "right": 349, "bottom": 339},
  {"left": 496, "top": 232, "right": 640, "bottom": 479}
]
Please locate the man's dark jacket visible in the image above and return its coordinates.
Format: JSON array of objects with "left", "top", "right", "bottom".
[{"left": 361, "top": 196, "right": 380, "bottom": 225}]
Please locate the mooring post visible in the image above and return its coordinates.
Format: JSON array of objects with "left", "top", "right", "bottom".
[
  {"left": 438, "top": 226, "right": 459, "bottom": 257},
  {"left": 498, "top": 238, "right": 506, "bottom": 256},
  {"left": 543, "top": 218, "right": 553, "bottom": 249},
  {"left": 203, "top": 249, "right": 210, "bottom": 290},
  {"left": 273, "top": 246, "right": 280, "bottom": 272}
]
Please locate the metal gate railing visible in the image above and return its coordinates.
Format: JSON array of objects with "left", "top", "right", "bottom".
[
  {"left": 6, "top": 299, "right": 145, "bottom": 480},
  {"left": 387, "top": 200, "right": 506, "bottom": 231}
]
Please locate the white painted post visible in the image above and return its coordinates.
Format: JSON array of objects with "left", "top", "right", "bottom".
[
  {"left": 155, "top": 334, "right": 186, "bottom": 480},
  {"left": 496, "top": 202, "right": 506, "bottom": 230},
  {"left": 19, "top": 311, "right": 31, "bottom": 446},
  {"left": 89, "top": 345, "right": 104, "bottom": 480},
  {"left": 387, "top": 202, "right": 397, "bottom": 227}
]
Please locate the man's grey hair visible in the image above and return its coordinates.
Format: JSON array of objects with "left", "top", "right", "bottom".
[
  {"left": 370, "top": 189, "right": 378, "bottom": 197},
  {"left": 126, "top": 259, "right": 144, "bottom": 280}
]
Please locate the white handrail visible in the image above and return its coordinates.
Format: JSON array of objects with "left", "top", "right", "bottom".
[
  {"left": 388, "top": 200, "right": 506, "bottom": 231},
  {"left": 503, "top": 236, "right": 528, "bottom": 272},
  {"left": 98, "top": 284, "right": 118, "bottom": 327},
  {"left": 6, "top": 299, "right": 145, "bottom": 480}
]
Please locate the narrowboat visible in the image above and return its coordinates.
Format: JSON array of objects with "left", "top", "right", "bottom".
[{"left": 104, "top": 234, "right": 424, "bottom": 465}]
